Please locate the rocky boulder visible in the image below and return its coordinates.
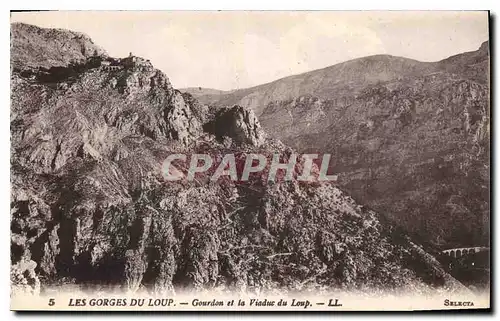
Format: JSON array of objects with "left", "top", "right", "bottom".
[{"left": 205, "top": 105, "right": 266, "bottom": 147}]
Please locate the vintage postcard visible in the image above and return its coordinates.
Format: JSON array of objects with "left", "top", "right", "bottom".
[{"left": 10, "top": 11, "right": 490, "bottom": 311}]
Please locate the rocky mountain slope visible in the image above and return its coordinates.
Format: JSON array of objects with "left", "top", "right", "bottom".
[
  {"left": 181, "top": 87, "right": 233, "bottom": 98},
  {"left": 186, "top": 55, "right": 437, "bottom": 116},
  {"left": 11, "top": 22, "right": 108, "bottom": 72},
  {"left": 11, "top": 23, "right": 466, "bottom": 296},
  {"left": 188, "top": 42, "right": 490, "bottom": 250}
]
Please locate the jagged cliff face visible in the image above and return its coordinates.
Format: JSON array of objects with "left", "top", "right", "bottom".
[
  {"left": 11, "top": 23, "right": 465, "bottom": 296},
  {"left": 195, "top": 43, "right": 490, "bottom": 249}
]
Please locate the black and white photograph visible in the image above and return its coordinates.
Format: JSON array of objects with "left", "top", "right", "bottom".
[{"left": 9, "top": 10, "right": 490, "bottom": 311}]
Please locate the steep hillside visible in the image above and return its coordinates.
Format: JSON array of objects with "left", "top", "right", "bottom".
[
  {"left": 10, "top": 23, "right": 465, "bottom": 296},
  {"left": 10, "top": 22, "right": 108, "bottom": 72},
  {"left": 206, "top": 42, "right": 490, "bottom": 249}
]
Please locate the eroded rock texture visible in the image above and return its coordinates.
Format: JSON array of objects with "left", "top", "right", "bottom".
[{"left": 11, "top": 22, "right": 466, "bottom": 296}]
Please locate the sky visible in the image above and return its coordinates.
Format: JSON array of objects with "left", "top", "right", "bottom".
[{"left": 11, "top": 11, "right": 489, "bottom": 90}]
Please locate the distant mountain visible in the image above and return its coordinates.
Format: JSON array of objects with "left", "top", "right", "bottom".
[
  {"left": 181, "top": 87, "right": 232, "bottom": 96},
  {"left": 190, "top": 54, "right": 438, "bottom": 116},
  {"left": 437, "top": 41, "right": 490, "bottom": 84},
  {"left": 10, "top": 22, "right": 108, "bottom": 72},
  {"left": 197, "top": 42, "right": 490, "bottom": 249}
]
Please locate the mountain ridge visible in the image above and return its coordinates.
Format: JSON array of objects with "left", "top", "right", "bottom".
[
  {"left": 195, "top": 40, "right": 490, "bottom": 250},
  {"left": 10, "top": 22, "right": 470, "bottom": 296},
  {"left": 183, "top": 42, "right": 489, "bottom": 116}
]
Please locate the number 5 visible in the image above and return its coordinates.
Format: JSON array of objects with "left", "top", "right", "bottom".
[{"left": 48, "top": 298, "right": 55, "bottom": 306}]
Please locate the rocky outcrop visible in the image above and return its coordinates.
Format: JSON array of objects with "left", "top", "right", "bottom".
[{"left": 205, "top": 105, "right": 266, "bottom": 147}]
